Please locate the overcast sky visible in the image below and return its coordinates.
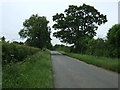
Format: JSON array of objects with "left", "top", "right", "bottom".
[{"left": 0, "top": 0, "right": 119, "bottom": 45}]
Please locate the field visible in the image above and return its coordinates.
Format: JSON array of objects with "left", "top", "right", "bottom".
[
  {"left": 60, "top": 51, "right": 119, "bottom": 73},
  {"left": 2, "top": 51, "right": 53, "bottom": 88}
]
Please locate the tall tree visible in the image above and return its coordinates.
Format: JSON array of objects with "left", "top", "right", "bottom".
[
  {"left": 53, "top": 4, "right": 107, "bottom": 53},
  {"left": 107, "top": 24, "right": 120, "bottom": 58},
  {"left": 19, "top": 14, "right": 51, "bottom": 49}
]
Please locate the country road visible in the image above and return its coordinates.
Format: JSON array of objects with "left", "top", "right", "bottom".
[{"left": 51, "top": 51, "right": 118, "bottom": 88}]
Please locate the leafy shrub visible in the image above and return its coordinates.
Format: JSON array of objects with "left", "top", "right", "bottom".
[
  {"left": 2, "top": 42, "right": 40, "bottom": 65},
  {"left": 54, "top": 44, "right": 70, "bottom": 52}
]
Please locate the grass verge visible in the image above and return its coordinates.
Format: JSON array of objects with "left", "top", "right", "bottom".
[
  {"left": 60, "top": 51, "right": 119, "bottom": 73},
  {"left": 2, "top": 51, "right": 53, "bottom": 88}
]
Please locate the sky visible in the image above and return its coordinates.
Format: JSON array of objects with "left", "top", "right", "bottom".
[{"left": 0, "top": 0, "right": 119, "bottom": 46}]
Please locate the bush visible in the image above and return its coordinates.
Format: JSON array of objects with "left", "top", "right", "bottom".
[
  {"left": 54, "top": 44, "right": 70, "bottom": 52},
  {"left": 2, "top": 42, "right": 40, "bottom": 65}
]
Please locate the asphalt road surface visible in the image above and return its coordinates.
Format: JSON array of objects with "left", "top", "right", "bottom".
[{"left": 51, "top": 51, "right": 118, "bottom": 88}]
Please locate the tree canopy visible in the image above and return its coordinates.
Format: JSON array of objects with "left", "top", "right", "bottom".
[
  {"left": 107, "top": 24, "right": 120, "bottom": 58},
  {"left": 107, "top": 24, "right": 120, "bottom": 46},
  {"left": 19, "top": 14, "right": 51, "bottom": 49},
  {"left": 52, "top": 4, "right": 107, "bottom": 53}
]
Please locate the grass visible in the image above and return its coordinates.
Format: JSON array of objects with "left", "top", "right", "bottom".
[
  {"left": 60, "top": 51, "right": 119, "bottom": 73},
  {"left": 2, "top": 50, "right": 53, "bottom": 88},
  {"left": 0, "top": 67, "right": 1, "bottom": 89}
]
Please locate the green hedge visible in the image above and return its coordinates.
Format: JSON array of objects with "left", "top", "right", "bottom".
[
  {"left": 3, "top": 51, "right": 53, "bottom": 88},
  {"left": 2, "top": 42, "right": 40, "bottom": 65}
]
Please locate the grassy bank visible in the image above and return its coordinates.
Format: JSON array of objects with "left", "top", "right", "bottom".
[
  {"left": 3, "top": 51, "right": 53, "bottom": 88},
  {"left": 60, "top": 51, "right": 119, "bottom": 73}
]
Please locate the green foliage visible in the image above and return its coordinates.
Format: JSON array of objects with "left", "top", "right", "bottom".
[
  {"left": 1, "top": 36, "right": 6, "bottom": 42},
  {"left": 53, "top": 4, "right": 107, "bottom": 53},
  {"left": 86, "top": 38, "right": 109, "bottom": 57},
  {"left": 84, "top": 24, "right": 120, "bottom": 58},
  {"left": 3, "top": 51, "right": 53, "bottom": 88},
  {"left": 12, "top": 41, "right": 24, "bottom": 45},
  {"left": 62, "top": 52, "right": 119, "bottom": 73},
  {"left": 54, "top": 44, "right": 70, "bottom": 52},
  {"left": 71, "top": 36, "right": 91, "bottom": 53},
  {"left": 107, "top": 24, "right": 120, "bottom": 58},
  {"left": 2, "top": 42, "right": 40, "bottom": 65},
  {"left": 19, "top": 14, "right": 51, "bottom": 49},
  {"left": 63, "top": 24, "right": 119, "bottom": 58}
]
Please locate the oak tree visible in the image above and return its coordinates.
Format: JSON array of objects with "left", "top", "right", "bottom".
[{"left": 53, "top": 4, "right": 107, "bottom": 53}]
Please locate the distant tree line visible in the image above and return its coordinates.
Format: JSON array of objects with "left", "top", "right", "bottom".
[{"left": 53, "top": 44, "right": 70, "bottom": 52}]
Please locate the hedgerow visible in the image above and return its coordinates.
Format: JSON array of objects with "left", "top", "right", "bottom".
[{"left": 2, "top": 42, "right": 40, "bottom": 65}]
